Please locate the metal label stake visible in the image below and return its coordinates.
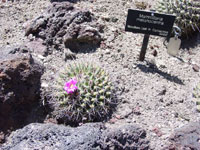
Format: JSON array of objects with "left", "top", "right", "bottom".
[{"left": 139, "top": 34, "right": 150, "bottom": 61}]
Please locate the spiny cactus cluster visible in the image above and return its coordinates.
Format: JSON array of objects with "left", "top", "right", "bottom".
[
  {"left": 156, "top": 0, "right": 200, "bottom": 37},
  {"left": 193, "top": 83, "right": 200, "bottom": 112},
  {"left": 52, "top": 62, "right": 116, "bottom": 124}
]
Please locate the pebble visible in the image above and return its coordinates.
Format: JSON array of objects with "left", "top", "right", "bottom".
[
  {"left": 41, "top": 82, "right": 48, "bottom": 88},
  {"left": 105, "top": 49, "right": 111, "bottom": 54},
  {"left": 111, "top": 17, "right": 118, "bottom": 23},
  {"left": 37, "top": 54, "right": 45, "bottom": 60},
  {"left": 192, "top": 64, "right": 200, "bottom": 72}
]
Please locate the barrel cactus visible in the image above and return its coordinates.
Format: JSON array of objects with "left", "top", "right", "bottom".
[
  {"left": 156, "top": 0, "right": 200, "bottom": 37},
  {"left": 51, "top": 61, "right": 116, "bottom": 124}
]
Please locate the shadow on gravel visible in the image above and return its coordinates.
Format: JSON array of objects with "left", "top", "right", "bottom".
[
  {"left": 136, "top": 63, "right": 184, "bottom": 85},
  {"left": 64, "top": 43, "right": 99, "bottom": 54},
  {"left": 181, "top": 33, "right": 200, "bottom": 50}
]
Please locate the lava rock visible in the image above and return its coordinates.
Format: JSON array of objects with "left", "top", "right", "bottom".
[
  {"left": 1, "top": 122, "right": 150, "bottom": 150},
  {"left": 1, "top": 123, "right": 104, "bottom": 150},
  {"left": 164, "top": 121, "right": 200, "bottom": 150},
  {"left": 192, "top": 64, "right": 200, "bottom": 72},
  {"left": 0, "top": 45, "right": 44, "bottom": 133},
  {"left": 100, "top": 124, "right": 149, "bottom": 150},
  {"left": 25, "top": 2, "right": 103, "bottom": 53},
  {"left": 25, "top": 39, "right": 48, "bottom": 56}
]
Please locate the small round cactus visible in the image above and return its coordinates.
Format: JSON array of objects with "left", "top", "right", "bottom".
[
  {"left": 51, "top": 61, "right": 116, "bottom": 124},
  {"left": 156, "top": 0, "right": 200, "bottom": 37}
]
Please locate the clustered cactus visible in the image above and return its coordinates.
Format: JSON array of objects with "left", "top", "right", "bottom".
[
  {"left": 156, "top": 0, "right": 200, "bottom": 37},
  {"left": 52, "top": 61, "right": 116, "bottom": 124},
  {"left": 193, "top": 83, "right": 200, "bottom": 112}
]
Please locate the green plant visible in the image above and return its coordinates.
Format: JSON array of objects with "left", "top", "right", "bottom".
[
  {"left": 156, "top": 0, "right": 200, "bottom": 37},
  {"left": 52, "top": 61, "right": 116, "bottom": 124}
]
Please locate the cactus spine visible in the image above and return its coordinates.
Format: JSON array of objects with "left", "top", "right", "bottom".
[
  {"left": 156, "top": 0, "right": 200, "bottom": 37},
  {"left": 52, "top": 62, "right": 116, "bottom": 124}
]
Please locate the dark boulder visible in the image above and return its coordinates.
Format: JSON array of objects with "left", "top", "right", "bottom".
[
  {"left": 100, "top": 124, "right": 149, "bottom": 150},
  {"left": 1, "top": 123, "right": 103, "bottom": 150},
  {"left": 0, "top": 45, "right": 44, "bottom": 139},
  {"left": 164, "top": 122, "right": 200, "bottom": 150},
  {"left": 25, "top": 2, "right": 103, "bottom": 53},
  {"left": 1, "top": 122, "right": 150, "bottom": 150},
  {"left": 1, "top": 123, "right": 150, "bottom": 150}
]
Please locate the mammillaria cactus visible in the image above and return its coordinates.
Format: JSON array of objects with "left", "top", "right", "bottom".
[
  {"left": 156, "top": 0, "right": 200, "bottom": 37},
  {"left": 51, "top": 61, "right": 116, "bottom": 124}
]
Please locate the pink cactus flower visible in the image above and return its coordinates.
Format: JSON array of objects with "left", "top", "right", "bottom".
[{"left": 64, "top": 78, "right": 78, "bottom": 94}]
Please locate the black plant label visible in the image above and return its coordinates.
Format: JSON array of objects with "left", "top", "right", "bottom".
[{"left": 125, "top": 9, "right": 176, "bottom": 37}]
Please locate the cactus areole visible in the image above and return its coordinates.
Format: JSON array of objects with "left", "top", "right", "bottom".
[{"left": 125, "top": 9, "right": 176, "bottom": 61}]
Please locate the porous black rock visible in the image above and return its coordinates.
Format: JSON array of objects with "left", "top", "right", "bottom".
[
  {"left": 25, "top": 2, "right": 103, "bottom": 53},
  {"left": 164, "top": 121, "right": 200, "bottom": 150},
  {"left": 1, "top": 123, "right": 103, "bottom": 150},
  {"left": 1, "top": 123, "right": 150, "bottom": 150},
  {"left": 100, "top": 124, "right": 149, "bottom": 150}
]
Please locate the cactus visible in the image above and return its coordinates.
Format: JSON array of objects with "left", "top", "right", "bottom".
[
  {"left": 156, "top": 0, "right": 200, "bottom": 37},
  {"left": 51, "top": 61, "right": 116, "bottom": 124},
  {"left": 193, "top": 83, "right": 200, "bottom": 112}
]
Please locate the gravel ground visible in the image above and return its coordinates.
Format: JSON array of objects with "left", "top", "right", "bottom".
[
  {"left": 0, "top": 0, "right": 50, "bottom": 46},
  {"left": 1, "top": 0, "right": 200, "bottom": 149}
]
